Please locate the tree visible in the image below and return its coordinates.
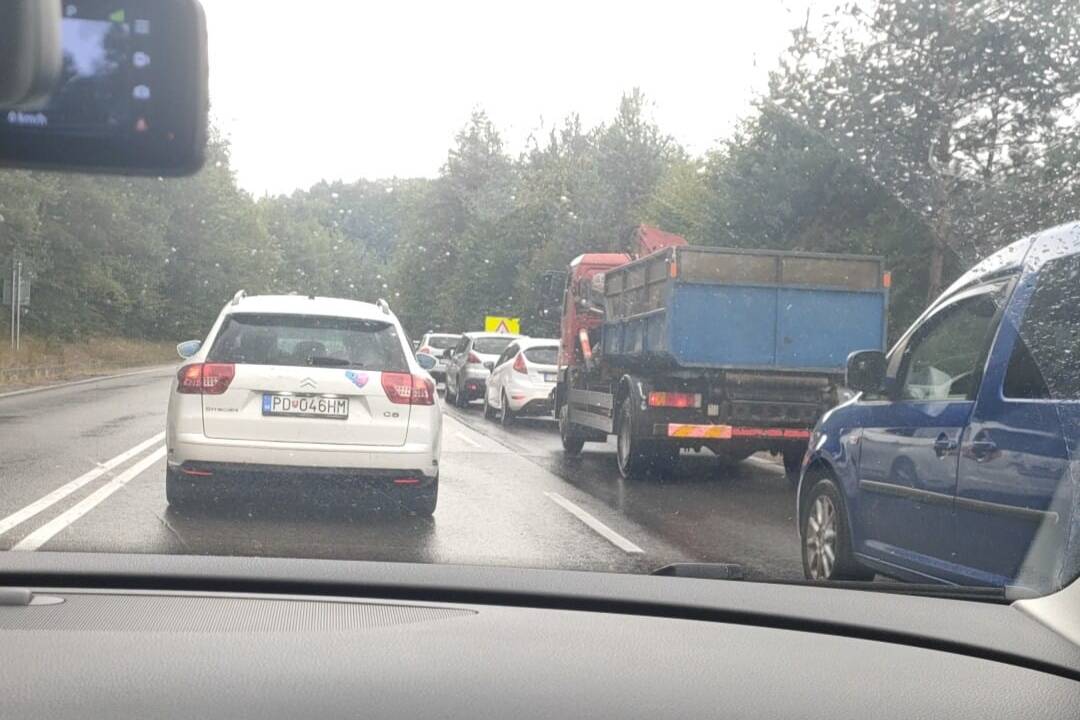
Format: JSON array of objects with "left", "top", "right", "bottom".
[{"left": 771, "top": 0, "right": 1080, "bottom": 299}]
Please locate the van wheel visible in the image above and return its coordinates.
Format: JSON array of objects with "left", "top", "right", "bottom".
[
  {"left": 559, "top": 403, "right": 585, "bottom": 456},
  {"left": 800, "top": 477, "right": 873, "bottom": 581}
]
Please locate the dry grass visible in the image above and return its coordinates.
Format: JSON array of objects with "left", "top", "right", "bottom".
[{"left": 0, "top": 336, "right": 177, "bottom": 391}]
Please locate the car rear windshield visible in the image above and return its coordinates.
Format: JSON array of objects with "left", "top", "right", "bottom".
[
  {"left": 1005, "top": 255, "right": 1080, "bottom": 400},
  {"left": 208, "top": 313, "right": 408, "bottom": 371},
  {"left": 426, "top": 335, "right": 460, "bottom": 350},
  {"left": 473, "top": 337, "right": 515, "bottom": 355},
  {"left": 524, "top": 347, "right": 558, "bottom": 365}
]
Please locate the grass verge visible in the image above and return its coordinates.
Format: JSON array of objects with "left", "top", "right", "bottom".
[{"left": 0, "top": 336, "right": 177, "bottom": 392}]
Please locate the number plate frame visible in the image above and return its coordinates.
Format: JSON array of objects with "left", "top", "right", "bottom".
[{"left": 261, "top": 393, "right": 350, "bottom": 419}]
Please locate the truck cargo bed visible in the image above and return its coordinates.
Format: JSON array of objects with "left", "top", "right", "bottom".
[{"left": 601, "top": 246, "right": 888, "bottom": 372}]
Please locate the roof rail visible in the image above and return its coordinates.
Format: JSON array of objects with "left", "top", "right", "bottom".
[
  {"left": 376, "top": 298, "right": 391, "bottom": 315},
  {"left": 231, "top": 289, "right": 246, "bottom": 306}
]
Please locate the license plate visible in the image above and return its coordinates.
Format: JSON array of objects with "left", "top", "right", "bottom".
[
  {"left": 262, "top": 394, "right": 349, "bottom": 419},
  {"left": 543, "top": 373, "right": 556, "bottom": 383}
]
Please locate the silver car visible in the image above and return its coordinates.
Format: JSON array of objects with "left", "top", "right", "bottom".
[
  {"left": 416, "top": 332, "right": 462, "bottom": 382},
  {"left": 444, "top": 332, "right": 521, "bottom": 408}
]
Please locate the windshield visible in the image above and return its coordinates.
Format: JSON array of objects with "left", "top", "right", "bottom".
[
  {"left": 472, "top": 338, "right": 515, "bottom": 355},
  {"left": 2, "top": 0, "right": 1079, "bottom": 601},
  {"left": 524, "top": 347, "right": 558, "bottom": 365},
  {"left": 207, "top": 314, "right": 408, "bottom": 371},
  {"left": 425, "top": 335, "right": 460, "bottom": 350}
]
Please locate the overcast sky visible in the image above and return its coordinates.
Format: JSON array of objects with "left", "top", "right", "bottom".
[{"left": 200, "top": 0, "right": 824, "bottom": 197}]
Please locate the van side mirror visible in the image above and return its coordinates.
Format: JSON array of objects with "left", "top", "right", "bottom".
[
  {"left": 416, "top": 353, "right": 437, "bottom": 371},
  {"left": 846, "top": 350, "right": 887, "bottom": 394}
]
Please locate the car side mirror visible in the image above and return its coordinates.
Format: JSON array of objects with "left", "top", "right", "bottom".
[
  {"left": 176, "top": 339, "right": 202, "bottom": 359},
  {"left": 442, "top": 348, "right": 453, "bottom": 359},
  {"left": 846, "top": 350, "right": 887, "bottom": 394},
  {"left": 416, "top": 353, "right": 437, "bottom": 371}
]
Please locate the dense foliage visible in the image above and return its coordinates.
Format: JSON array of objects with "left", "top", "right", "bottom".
[{"left": 2, "top": 0, "right": 1077, "bottom": 345}]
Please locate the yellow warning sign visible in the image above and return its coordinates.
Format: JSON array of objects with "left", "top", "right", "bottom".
[{"left": 484, "top": 316, "right": 520, "bottom": 334}]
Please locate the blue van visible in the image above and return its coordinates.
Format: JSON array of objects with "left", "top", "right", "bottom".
[{"left": 797, "top": 222, "right": 1080, "bottom": 594}]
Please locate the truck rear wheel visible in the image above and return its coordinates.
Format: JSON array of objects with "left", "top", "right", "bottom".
[
  {"left": 616, "top": 402, "right": 676, "bottom": 479},
  {"left": 559, "top": 402, "right": 585, "bottom": 456}
]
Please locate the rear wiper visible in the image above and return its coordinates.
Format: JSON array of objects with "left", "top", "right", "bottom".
[
  {"left": 307, "top": 356, "right": 351, "bottom": 367},
  {"left": 651, "top": 563, "right": 1017, "bottom": 603}
]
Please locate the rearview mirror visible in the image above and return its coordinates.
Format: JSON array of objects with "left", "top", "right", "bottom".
[
  {"left": 846, "top": 350, "right": 887, "bottom": 394},
  {"left": 176, "top": 339, "right": 202, "bottom": 358},
  {"left": 415, "top": 353, "right": 437, "bottom": 371},
  {"left": 0, "top": 0, "right": 208, "bottom": 176}
]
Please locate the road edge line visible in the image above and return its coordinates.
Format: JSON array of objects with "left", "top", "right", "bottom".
[
  {"left": 13, "top": 446, "right": 167, "bottom": 552},
  {"left": 544, "top": 491, "right": 645, "bottom": 555}
]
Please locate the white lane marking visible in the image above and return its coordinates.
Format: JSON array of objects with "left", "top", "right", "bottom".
[
  {"left": 0, "top": 432, "right": 165, "bottom": 539},
  {"left": 454, "top": 431, "right": 482, "bottom": 448},
  {"left": 544, "top": 492, "right": 645, "bottom": 555},
  {"left": 13, "top": 445, "right": 167, "bottom": 551}
]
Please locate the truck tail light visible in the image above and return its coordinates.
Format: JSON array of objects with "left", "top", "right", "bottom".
[
  {"left": 467, "top": 351, "right": 481, "bottom": 364},
  {"left": 177, "top": 363, "right": 235, "bottom": 395},
  {"left": 513, "top": 353, "right": 527, "bottom": 374},
  {"left": 648, "top": 391, "right": 701, "bottom": 409},
  {"left": 382, "top": 372, "right": 436, "bottom": 405}
]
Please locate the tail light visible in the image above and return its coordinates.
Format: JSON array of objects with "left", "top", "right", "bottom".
[
  {"left": 419, "top": 346, "right": 432, "bottom": 355},
  {"left": 648, "top": 391, "right": 701, "bottom": 409},
  {"left": 513, "top": 353, "right": 527, "bottom": 374},
  {"left": 382, "top": 372, "right": 436, "bottom": 405},
  {"left": 177, "top": 363, "right": 235, "bottom": 395},
  {"left": 467, "top": 351, "right": 481, "bottom": 364}
]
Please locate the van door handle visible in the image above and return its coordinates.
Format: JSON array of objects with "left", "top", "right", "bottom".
[
  {"left": 970, "top": 432, "right": 997, "bottom": 461},
  {"left": 933, "top": 433, "right": 956, "bottom": 458}
]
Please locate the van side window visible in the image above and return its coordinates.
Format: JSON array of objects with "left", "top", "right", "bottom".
[
  {"left": 898, "top": 293, "right": 1001, "bottom": 401},
  {"left": 1004, "top": 255, "right": 1080, "bottom": 400}
]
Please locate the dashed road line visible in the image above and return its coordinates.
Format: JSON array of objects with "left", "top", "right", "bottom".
[
  {"left": 544, "top": 491, "right": 645, "bottom": 555},
  {"left": 454, "top": 431, "right": 483, "bottom": 448},
  {"left": 13, "top": 446, "right": 167, "bottom": 551},
  {"left": 0, "top": 432, "right": 165, "bottom": 540}
]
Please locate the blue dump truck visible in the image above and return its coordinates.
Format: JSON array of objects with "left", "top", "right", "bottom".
[{"left": 554, "top": 230, "right": 889, "bottom": 482}]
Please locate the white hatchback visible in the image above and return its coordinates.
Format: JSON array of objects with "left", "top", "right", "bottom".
[
  {"left": 165, "top": 292, "right": 442, "bottom": 515},
  {"left": 483, "top": 338, "right": 559, "bottom": 424}
]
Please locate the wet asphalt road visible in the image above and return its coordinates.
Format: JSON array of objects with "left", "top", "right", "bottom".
[{"left": 0, "top": 367, "right": 803, "bottom": 580}]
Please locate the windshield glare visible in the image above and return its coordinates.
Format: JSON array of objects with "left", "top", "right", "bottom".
[{"left": 2, "top": 0, "right": 1079, "bottom": 601}]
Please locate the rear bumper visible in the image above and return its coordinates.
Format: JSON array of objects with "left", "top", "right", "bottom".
[
  {"left": 169, "top": 461, "right": 437, "bottom": 490},
  {"left": 505, "top": 380, "right": 556, "bottom": 414},
  {"left": 169, "top": 433, "right": 439, "bottom": 479}
]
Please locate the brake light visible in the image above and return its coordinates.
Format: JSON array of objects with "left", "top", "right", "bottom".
[
  {"left": 381, "top": 372, "right": 436, "bottom": 405},
  {"left": 467, "top": 351, "right": 481, "bottom": 364},
  {"left": 176, "top": 363, "right": 235, "bottom": 395},
  {"left": 419, "top": 346, "right": 432, "bottom": 355},
  {"left": 513, "top": 353, "right": 527, "bottom": 374},
  {"left": 648, "top": 391, "right": 701, "bottom": 409}
]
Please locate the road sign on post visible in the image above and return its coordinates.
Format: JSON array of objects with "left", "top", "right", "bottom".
[{"left": 484, "top": 316, "right": 520, "bottom": 334}]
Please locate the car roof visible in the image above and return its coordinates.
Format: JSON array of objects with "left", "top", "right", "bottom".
[
  {"left": 223, "top": 294, "right": 393, "bottom": 322},
  {"left": 464, "top": 332, "right": 523, "bottom": 340},
  {"left": 425, "top": 332, "right": 461, "bottom": 338}
]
